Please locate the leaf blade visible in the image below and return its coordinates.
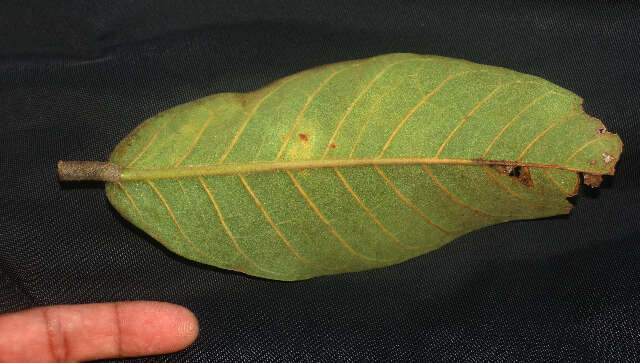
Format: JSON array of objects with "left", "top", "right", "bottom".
[{"left": 104, "top": 53, "right": 622, "bottom": 280}]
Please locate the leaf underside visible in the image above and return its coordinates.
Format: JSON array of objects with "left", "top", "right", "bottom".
[{"left": 105, "top": 53, "right": 622, "bottom": 280}]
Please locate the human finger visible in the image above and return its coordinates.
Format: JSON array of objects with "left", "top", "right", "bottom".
[{"left": 0, "top": 301, "right": 199, "bottom": 362}]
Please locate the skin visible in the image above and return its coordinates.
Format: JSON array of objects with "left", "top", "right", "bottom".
[{"left": 0, "top": 301, "right": 199, "bottom": 362}]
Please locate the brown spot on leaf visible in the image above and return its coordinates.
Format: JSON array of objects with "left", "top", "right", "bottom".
[
  {"left": 589, "top": 160, "right": 597, "bottom": 166},
  {"left": 330, "top": 143, "right": 337, "bottom": 149},
  {"left": 515, "top": 166, "right": 534, "bottom": 187},
  {"left": 584, "top": 173, "right": 603, "bottom": 187},
  {"left": 492, "top": 164, "right": 515, "bottom": 175},
  {"left": 298, "top": 133, "right": 308, "bottom": 142},
  {"left": 596, "top": 128, "right": 606, "bottom": 136},
  {"left": 492, "top": 164, "right": 534, "bottom": 187}
]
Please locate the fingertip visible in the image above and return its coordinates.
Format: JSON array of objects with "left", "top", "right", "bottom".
[
  {"left": 116, "top": 301, "right": 199, "bottom": 356},
  {"left": 171, "top": 303, "right": 200, "bottom": 345}
]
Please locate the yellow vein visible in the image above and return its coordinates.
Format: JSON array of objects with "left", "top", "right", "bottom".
[
  {"left": 348, "top": 81, "right": 401, "bottom": 158},
  {"left": 420, "top": 165, "right": 496, "bottom": 218},
  {"left": 543, "top": 169, "right": 572, "bottom": 195},
  {"left": 116, "top": 183, "right": 145, "bottom": 222},
  {"left": 517, "top": 111, "right": 580, "bottom": 161},
  {"left": 116, "top": 182, "right": 199, "bottom": 261},
  {"left": 217, "top": 74, "right": 298, "bottom": 164},
  {"left": 252, "top": 137, "right": 267, "bottom": 161},
  {"left": 126, "top": 112, "right": 178, "bottom": 167},
  {"left": 197, "top": 177, "right": 282, "bottom": 276},
  {"left": 146, "top": 180, "right": 222, "bottom": 263},
  {"left": 121, "top": 156, "right": 600, "bottom": 181},
  {"left": 286, "top": 170, "right": 389, "bottom": 263},
  {"left": 237, "top": 174, "right": 331, "bottom": 271},
  {"left": 321, "top": 58, "right": 425, "bottom": 159},
  {"left": 378, "top": 70, "right": 480, "bottom": 158},
  {"left": 435, "top": 81, "right": 518, "bottom": 157},
  {"left": 174, "top": 106, "right": 223, "bottom": 166},
  {"left": 409, "top": 57, "right": 436, "bottom": 97},
  {"left": 459, "top": 165, "right": 515, "bottom": 217},
  {"left": 412, "top": 75, "right": 425, "bottom": 96},
  {"left": 275, "top": 66, "right": 352, "bottom": 160},
  {"left": 333, "top": 168, "right": 421, "bottom": 251},
  {"left": 482, "top": 90, "right": 554, "bottom": 158},
  {"left": 480, "top": 166, "right": 542, "bottom": 208},
  {"left": 564, "top": 137, "right": 603, "bottom": 163},
  {"left": 175, "top": 180, "right": 193, "bottom": 217},
  {"left": 374, "top": 166, "right": 453, "bottom": 234},
  {"left": 118, "top": 120, "right": 150, "bottom": 164}
]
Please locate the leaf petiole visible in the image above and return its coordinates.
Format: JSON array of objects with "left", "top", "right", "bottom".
[{"left": 57, "top": 161, "right": 122, "bottom": 182}]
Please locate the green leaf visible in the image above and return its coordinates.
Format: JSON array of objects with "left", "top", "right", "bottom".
[{"left": 96, "top": 53, "right": 621, "bottom": 280}]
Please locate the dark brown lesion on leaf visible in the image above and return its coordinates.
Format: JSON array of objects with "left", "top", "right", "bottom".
[
  {"left": 492, "top": 164, "right": 534, "bottom": 187},
  {"left": 298, "top": 133, "right": 309, "bottom": 141},
  {"left": 583, "top": 173, "right": 603, "bottom": 187},
  {"left": 330, "top": 143, "right": 337, "bottom": 149}
]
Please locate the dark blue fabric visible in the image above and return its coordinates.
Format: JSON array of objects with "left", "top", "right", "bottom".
[{"left": 2, "top": 1, "right": 640, "bottom": 361}]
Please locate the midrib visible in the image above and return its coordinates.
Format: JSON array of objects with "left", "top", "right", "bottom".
[{"left": 119, "top": 157, "right": 590, "bottom": 181}]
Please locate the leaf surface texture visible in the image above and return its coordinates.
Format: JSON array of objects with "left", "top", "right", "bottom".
[{"left": 105, "top": 53, "right": 622, "bottom": 280}]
